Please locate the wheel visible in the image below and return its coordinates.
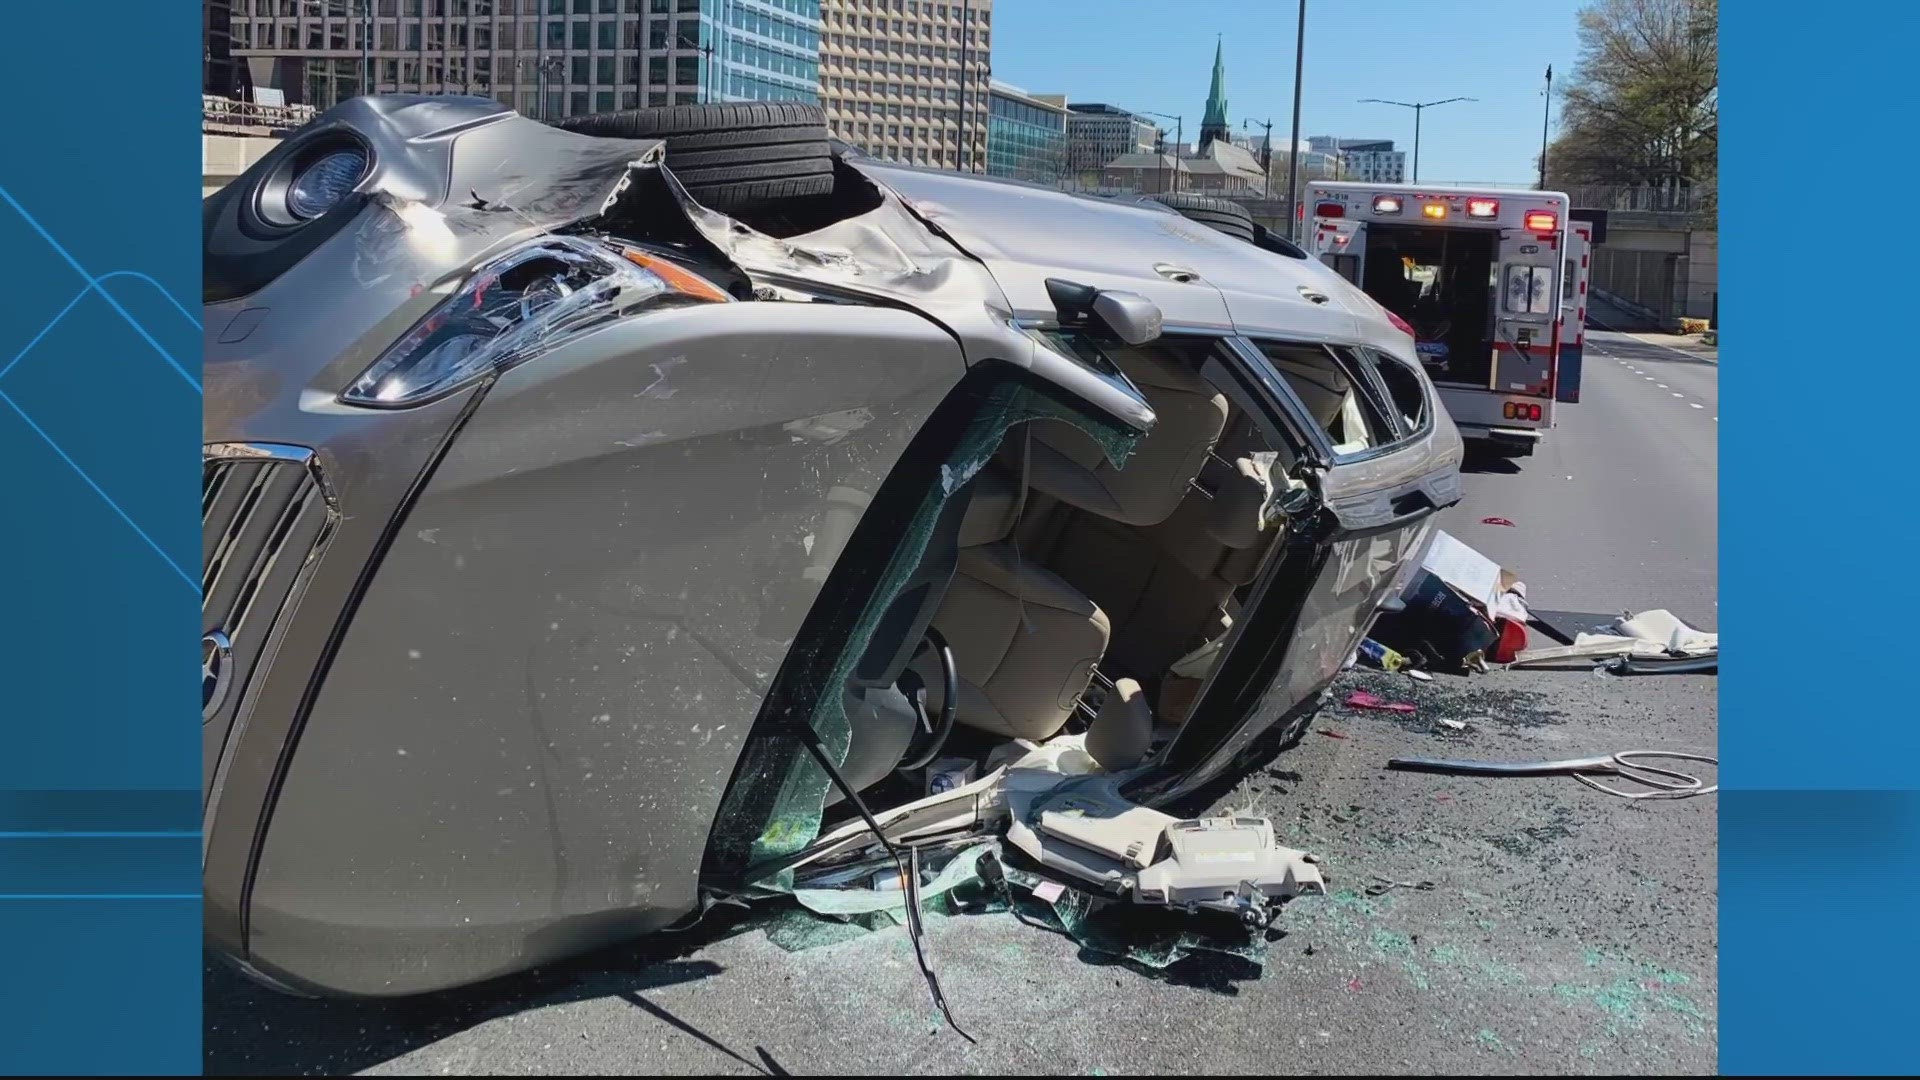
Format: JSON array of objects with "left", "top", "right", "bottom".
[
  {"left": 555, "top": 102, "right": 834, "bottom": 211},
  {"left": 1150, "top": 192, "right": 1257, "bottom": 242}
]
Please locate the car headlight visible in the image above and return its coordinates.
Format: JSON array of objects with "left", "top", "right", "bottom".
[
  {"left": 341, "top": 236, "right": 729, "bottom": 408},
  {"left": 286, "top": 148, "right": 369, "bottom": 220}
]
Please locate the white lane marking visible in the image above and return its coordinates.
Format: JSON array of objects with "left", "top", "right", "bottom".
[
  {"left": 1671, "top": 392, "right": 1683, "bottom": 398},
  {"left": 1658, "top": 383, "right": 1669, "bottom": 388},
  {"left": 1690, "top": 403, "right": 1703, "bottom": 409}
]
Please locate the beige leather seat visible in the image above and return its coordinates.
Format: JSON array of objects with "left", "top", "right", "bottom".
[
  {"left": 1259, "top": 344, "right": 1379, "bottom": 453},
  {"left": 1036, "top": 451, "right": 1276, "bottom": 679},
  {"left": 1024, "top": 346, "right": 1231, "bottom": 527},
  {"left": 920, "top": 465, "right": 1111, "bottom": 741},
  {"left": 921, "top": 348, "right": 1235, "bottom": 742}
]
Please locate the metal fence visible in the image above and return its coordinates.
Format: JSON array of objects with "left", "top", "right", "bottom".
[
  {"left": 1591, "top": 247, "right": 1691, "bottom": 324},
  {"left": 203, "top": 95, "right": 317, "bottom": 134},
  {"left": 1561, "top": 183, "right": 1713, "bottom": 215}
]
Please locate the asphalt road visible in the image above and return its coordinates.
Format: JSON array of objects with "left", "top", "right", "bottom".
[{"left": 206, "top": 328, "right": 1719, "bottom": 1076}]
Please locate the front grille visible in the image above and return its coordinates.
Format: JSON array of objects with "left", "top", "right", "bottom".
[{"left": 202, "top": 445, "right": 337, "bottom": 735}]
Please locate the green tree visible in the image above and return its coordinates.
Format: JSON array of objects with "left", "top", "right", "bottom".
[{"left": 1546, "top": 0, "right": 1717, "bottom": 192}]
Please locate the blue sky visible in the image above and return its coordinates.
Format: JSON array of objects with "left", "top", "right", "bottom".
[{"left": 990, "top": 0, "right": 1587, "bottom": 185}]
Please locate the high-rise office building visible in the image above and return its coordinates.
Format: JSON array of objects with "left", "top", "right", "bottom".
[
  {"left": 205, "top": 1, "right": 243, "bottom": 97},
  {"left": 222, "top": 0, "right": 820, "bottom": 122},
  {"left": 985, "top": 81, "right": 1065, "bottom": 183},
  {"left": 818, "top": 0, "right": 993, "bottom": 171},
  {"left": 1065, "top": 103, "right": 1160, "bottom": 175},
  {"left": 1308, "top": 135, "right": 1406, "bottom": 183}
]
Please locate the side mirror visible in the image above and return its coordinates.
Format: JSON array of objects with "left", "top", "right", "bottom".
[
  {"left": 1090, "top": 289, "right": 1163, "bottom": 346},
  {"left": 1044, "top": 278, "right": 1164, "bottom": 347}
]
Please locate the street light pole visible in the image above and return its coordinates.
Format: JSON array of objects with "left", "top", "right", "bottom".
[
  {"left": 1284, "top": 0, "right": 1306, "bottom": 240},
  {"left": 1244, "top": 117, "right": 1275, "bottom": 197},
  {"left": 1538, "top": 65, "right": 1553, "bottom": 190},
  {"left": 957, "top": 0, "right": 973, "bottom": 171},
  {"left": 1140, "top": 110, "right": 1183, "bottom": 195},
  {"left": 1359, "top": 96, "right": 1474, "bottom": 183},
  {"left": 360, "top": 0, "right": 370, "bottom": 97}
]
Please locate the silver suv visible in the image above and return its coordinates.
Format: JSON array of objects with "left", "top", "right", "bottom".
[{"left": 202, "top": 96, "right": 1461, "bottom": 997}]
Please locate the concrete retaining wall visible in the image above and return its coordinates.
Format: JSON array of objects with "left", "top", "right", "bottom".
[{"left": 204, "top": 133, "right": 280, "bottom": 198}]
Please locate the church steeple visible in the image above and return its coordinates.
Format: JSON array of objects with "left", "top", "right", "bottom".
[{"left": 1200, "top": 37, "right": 1230, "bottom": 149}]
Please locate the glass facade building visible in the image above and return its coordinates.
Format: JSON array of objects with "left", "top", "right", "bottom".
[
  {"left": 986, "top": 80, "right": 1065, "bottom": 183},
  {"left": 221, "top": 0, "right": 820, "bottom": 121}
]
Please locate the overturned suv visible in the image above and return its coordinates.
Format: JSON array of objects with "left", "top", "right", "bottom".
[{"left": 202, "top": 97, "right": 1462, "bottom": 997}]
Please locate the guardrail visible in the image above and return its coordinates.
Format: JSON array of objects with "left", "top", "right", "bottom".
[{"left": 203, "top": 95, "right": 317, "bottom": 133}]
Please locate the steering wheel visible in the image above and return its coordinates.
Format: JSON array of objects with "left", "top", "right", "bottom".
[{"left": 897, "top": 627, "right": 958, "bottom": 773}]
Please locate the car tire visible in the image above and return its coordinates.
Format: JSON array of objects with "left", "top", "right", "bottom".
[
  {"left": 555, "top": 102, "right": 834, "bottom": 211},
  {"left": 1150, "top": 192, "right": 1257, "bottom": 242}
]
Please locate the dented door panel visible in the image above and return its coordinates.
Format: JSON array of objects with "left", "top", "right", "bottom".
[{"left": 244, "top": 303, "right": 965, "bottom": 996}]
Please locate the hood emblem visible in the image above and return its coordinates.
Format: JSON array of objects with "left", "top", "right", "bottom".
[{"left": 202, "top": 630, "right": 233, "bottom": 721}]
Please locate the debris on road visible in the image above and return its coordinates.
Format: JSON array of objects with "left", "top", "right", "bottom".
[
  {"left": 1318, "top": 728, "right": 1350, "bottom": 739},
  {"left": 775, "top": 730, "right": 1328, "bottom": 986},
  {"left": 1481, "top": 516, "right": 1516, "bottom": 527},
  {"left": 1356, "top": 638, "right": 1412, "bottom": 672},
  {"left": 1369, "top": 531, "right": 1531, "bottom": 673},
  {"left": 1608, "top": 652, "right": 1718, "bottom": 676},
  {"left": 1345, "top": 691, "right": 1417, "bottom": 714},
  {"left": 1364, "top": 875, "right": 1437, "bottom": 897},
  {"left": 1384, "top": 750, "right": 1719, "bottom": 800},
  {"left": 1437, "top": 718, "right": 1469, "bottom": 731},
  {"left": 1490, "top": 616, "right": 1529, "bottom": 665},
  {"left": 1509, "top": 608, "right": 1717, "bottom": 673}
]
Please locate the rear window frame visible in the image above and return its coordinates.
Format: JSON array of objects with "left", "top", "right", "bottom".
[
  {"left": 1350, "top": 345, "right": 1435, "bottom": 447},
  {"left": 1240, "top": 337, "right": 1417, "bottom": 465}
]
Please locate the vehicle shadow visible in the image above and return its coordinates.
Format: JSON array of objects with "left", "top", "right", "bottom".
[
  {"left": 1459, "top": 446, "right": 1522, "bottom": 475},
  {"left": 205, "top": 906, "right": 790, "bottom": 1077}
]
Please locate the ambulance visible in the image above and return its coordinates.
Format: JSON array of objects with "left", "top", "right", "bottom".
[{"left": 1306, "top": 182, "right": 1592, "bottom": 456}]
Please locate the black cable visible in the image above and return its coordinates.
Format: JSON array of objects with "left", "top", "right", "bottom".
[{"left": 790, "top": 721, "right": 974, "bottom": 1043}]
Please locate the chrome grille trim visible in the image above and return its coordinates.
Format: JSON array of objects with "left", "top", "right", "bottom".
[{"left": 201, "top": 443, "right": 338, "bottom": 815}]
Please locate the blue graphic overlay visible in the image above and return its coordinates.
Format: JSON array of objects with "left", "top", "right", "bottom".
[
  {"left": 0, "top": 5, "right": 201, "bottom": 1074},
  {"left": 1720, "top": 2, "right": 1918, "bottom": 1074}
]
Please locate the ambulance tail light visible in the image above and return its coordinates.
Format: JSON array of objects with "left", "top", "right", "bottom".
[
  {"left": 1503, "top": 401, "right": 1544, "bottom": 422},
  {"left": 1467, "top": 197, "right": 1499, "bottom": 218},
  {"left": 1422, "top": 203, "right": 1447, "bottom": 220},
  {"left": 1525, "top": 210, "right": 1558, "bottom": 234},
  {"left": 1372, "top": 195, "right": 1403, "bottom": 214},
  {"left": 1316, "top": 201, "right": 1345, "bottom": 219}
]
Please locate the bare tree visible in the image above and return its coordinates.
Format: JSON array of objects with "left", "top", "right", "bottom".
[{"left": 1546, "top": 0, "right": 1717, "bottom": 194}]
